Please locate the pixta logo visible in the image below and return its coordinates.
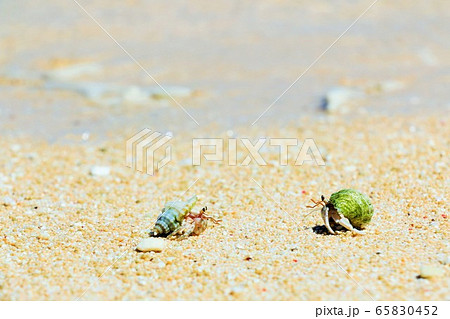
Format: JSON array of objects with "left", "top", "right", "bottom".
[
  {"left": 126, "top": 130, "right": 325, "bottom": 175},
  {"left": 192, "top": 138, "right": 325, "bottom": 166},
  {"left": 126, "top": 129, "right": 172, "bottom": 175}
]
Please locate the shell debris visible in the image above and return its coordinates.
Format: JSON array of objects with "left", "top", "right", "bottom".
[
  {"left": 89, "top": 166, "right": 111, "bottom": 176},
  {"left": 419, "top": 265, "right": 444, "bottom": 279},
  {"left": 136, "top": 238, "right": 165, "bottom": 252}
]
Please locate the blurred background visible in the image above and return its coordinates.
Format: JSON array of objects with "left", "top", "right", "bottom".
[{"left": 0, "top": 0, "right": 449, "bottom": 141}]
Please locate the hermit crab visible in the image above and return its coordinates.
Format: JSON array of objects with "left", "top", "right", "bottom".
[
  {"left": 149, "top": 195, "right": 221, "bottom": 238},
  {"left": 175, "top": 206, "right": 221, "bottom": 238},
  {"left": 307, "top": 189, "right": 374, "bottom": 235}
]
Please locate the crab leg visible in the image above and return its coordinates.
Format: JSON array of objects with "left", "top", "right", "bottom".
[
  {"left": 202, "top": 213, "right": 221, "bottom": 224},
  {"left": 321, "top": 206, "right": 336, "bottom": 235},
  {"left": 330, "top": 211, "right": 365, "bottom": 235},
  {"left": 166, "top": 225, "right": 184, "bottom": 239}
]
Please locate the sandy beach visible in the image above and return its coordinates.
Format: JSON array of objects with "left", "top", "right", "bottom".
[{"left": 0, "top": 0, "right": 449, "bottom": 300}]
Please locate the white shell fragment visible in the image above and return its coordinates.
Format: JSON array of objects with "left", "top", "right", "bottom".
[
  {"left": 37, "top": 231, "right": 50, "bottom": 240},
  {"left": 89, "top": 166, "right": 110, "bottom": 176},
  {"left": 2, "top": 196, "right": 16, "bottom": 207},
  {"left": 437, "top": 254, "right": 450, "bottom": 266},
  {"left": 321, "top": 87, "right": 364, "bottom": 113},
  {"left": 136, "top": 238, "right": 165, "bottom": 252},
  {"left": 419, "top": 265, "right": 444, "bottom": 279},
  {"left": 43, "top": 63, "right": 103, "bottom": 80},
  {"left": 44, "top": 81, "right": 193, "bottom": 106}
]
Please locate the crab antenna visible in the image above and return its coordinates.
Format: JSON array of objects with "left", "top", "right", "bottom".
[
  {"left": 305, "top": 206, "right": 322, "bottom": 218},
  {"left": 306, "top": 198, "right": 324, "bottom": 209}
]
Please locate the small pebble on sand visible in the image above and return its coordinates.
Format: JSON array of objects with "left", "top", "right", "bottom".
[
  {"left": 321, "top": 87, "right": 364, "bottom": 113},
  {"left": 437, "top": 255, "right": 450, "bottom": 266},
  {"left": 136, "top": 238, "right": 165, "bottom": 252},
  {"left": 157, "top": 261, "right": 166, "bottom": 269},
  {"left": 37, "top": 231, "right": 50, "bottom": 240},
  {"left": 123, "top": 86, "right": 150, "bottom": 104},
  {"left": 89, "top": 166, "right": 111, "bottom": 176},
  {"left": 137, "top": 278, "right": 147, "bottom": 286},
  {"left": 2, "top": 196, "right": 16, "bottom": 207},
  {"left": 10, "top": 144, "right": 21, "bottom": 152},
  {"left": 44, "top": 62, "right": 103, "bottom": 80},
  {"left": 419, "top": 265, "right": 444, "bottom": 279},
  {"left": 81, "top": 132, "right": 90, "bottom": 141}
]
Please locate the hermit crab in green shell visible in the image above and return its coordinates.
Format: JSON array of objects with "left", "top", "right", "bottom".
[
  {"left": 307, "top": 189, "right": 374, "bottom": 235},
  {"left": 149, "top": 195, "right": 221, "bottom": 239}
]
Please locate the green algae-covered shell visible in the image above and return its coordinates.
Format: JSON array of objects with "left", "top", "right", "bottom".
[{"left": 329, "top": 189, "right": 373, "bottom": 229}]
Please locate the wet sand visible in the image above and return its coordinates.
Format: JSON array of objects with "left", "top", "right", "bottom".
[
  {"left": 1, "top": 0, "right": 449, "bottom": 139},
  {"left": 0, "top": 0, "right": 449, "bottom": 300}
]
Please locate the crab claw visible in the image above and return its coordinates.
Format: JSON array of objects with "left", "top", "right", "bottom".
[{"left": 321, "top": 206, "right": 336, "bottom": 235}]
